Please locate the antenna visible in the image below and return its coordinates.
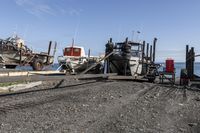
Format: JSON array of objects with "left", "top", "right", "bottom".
[
  {"left": 136, "top": 31, "right": 141, "bottom": 42},
  {"left": 72, "top": 38, "right": 75, "bottom": 47},
  {"left": 23, "top": 24, "right": 29, "bottom": 42},
  {"left": 71, "top": 38, "right": 74, "bottom": 56},
  {"left": 131, "top": 30, "right": 134, "bottom": 41},
  {"left": 12, "top": 24, "right": 19, "bottom": 38},
  {"left": 73, "top": 18, "right": 80, "bottom": 44},
  {"left": 117, "top": 25, "right": 121, "bottom": 41}
]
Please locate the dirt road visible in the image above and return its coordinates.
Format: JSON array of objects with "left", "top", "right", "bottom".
[{"left": 0, "top": 79, "right": 199, "bottom": 133}]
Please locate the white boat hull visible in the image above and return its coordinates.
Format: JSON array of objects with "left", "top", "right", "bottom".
[{"left": 129, "top": 57, "right": 142, "bottom": 77}]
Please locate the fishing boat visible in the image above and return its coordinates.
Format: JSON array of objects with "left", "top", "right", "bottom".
[
  {"left": 104, "top": 38, "right": 160, "bottom": 82},
  {"left": 57, "top": 43, "right": 102, "bottom": 74}
]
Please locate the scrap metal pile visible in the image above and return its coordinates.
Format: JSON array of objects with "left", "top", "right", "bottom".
[{"left": 0, "top": 35, "right": 56, "bottom": 70}]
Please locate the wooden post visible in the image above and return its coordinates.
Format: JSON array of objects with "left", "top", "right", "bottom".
[
  {"left": 191, "top": 47, "right": 195, "bottom": 79},
  {"left": 46, "top": 41, "right": 52, "bottom": 63},
  {"left": 87, "top": 49, "right": 91, "bottom": 68},
  {"left": 110, "top": 38, "right": 112, "bottom": 43},
  {"left": 142, "top": 41, "right": 145, "bottom": 65},
  {"left": 124, "top": 37, "right": 129, "bottom": 75},
  {"left": 146, "top": 43, "right": 149, "bottom": 61},
  {"left": 150, "top": 45, "right": 152, "bottom": 62},
  {"left": 153, "top": 38, "right": 157, "bottom": 63},
  {"left": 53, "top": 42, "right": 57, "bottom": 56},
  {"left": 105, "top": 39, "right": 113, "bottom": 74},
  {"left": 187, "top": 46, "right": 195, "bottom": 80},
  {"left": 125, "top": 37, "right": 128, "bottom": 44},
  {"left": 47, "top": 41, "right": 52, "bottom": 56},
  {"left": 88, "top": 49, "right": 91, "bottom": 58},
  {"left": 19, "top": 43, "right": 22, "bottom": 65},
  {"left": 186, "top": 45, "right": 189, "bottom": 70}
]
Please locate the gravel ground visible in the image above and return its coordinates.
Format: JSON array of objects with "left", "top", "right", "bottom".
[{"left": 0, "top": 79, "right": 199, "bottom": 133}]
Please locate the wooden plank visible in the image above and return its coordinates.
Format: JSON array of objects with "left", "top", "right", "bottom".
[
  {"left": 0, "top": 70, "right": 65, "bottom": 77},
  {"left": 77, "top": 73, "right": 118, "bottom": 80},
  {"left": 0, "top": 75, "right": 69, "bottom": 83},
  {"left": 108, "top": 75, "right": 145, "bottom": 80},
  {"left": 80, "top": 51, "right": 114, "bottom": 74}
]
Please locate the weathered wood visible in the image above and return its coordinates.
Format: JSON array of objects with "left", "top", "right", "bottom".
[
  {"left": 150, "top": 45, "right": 152, "bottom": 62},
  {"left": 142, "top": 41, "right": 145, "bottom": 66},
  {"left": 146, "top": 43, "right": 149, "bottom": 60},
  {"left": 80, "top": 51, "right": 114, "bottom": 74},
  {"left": 153, "top": 38, "right": 157, "bottom": 63}
]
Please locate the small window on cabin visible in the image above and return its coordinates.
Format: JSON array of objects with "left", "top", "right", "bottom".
[
  {"left": 74, "top": 48, "right": 80, "bottom": 52},
  {"left": 131, "top": 46, "right": 139, "bottom": 51},
  {"left": 66, "top": 48, "right": 70, "bottom": 52}
]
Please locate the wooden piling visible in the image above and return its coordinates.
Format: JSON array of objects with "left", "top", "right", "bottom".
[
  {"left": 150, "top": 45, "right": 152, "bottom": 62},
  {"left": 146, "top": 43, "right": 149, "bottom": 60},
  {"left": 153, "top": 38, "right": 157, "bottom": 63}
]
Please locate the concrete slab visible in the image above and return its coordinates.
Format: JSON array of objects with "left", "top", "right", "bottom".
[
  {"left": 0, "top": 70, "right": 64, "bottom": 77},
  {"left": 0, "top": 81, "right": 42, "bottom": 92}
]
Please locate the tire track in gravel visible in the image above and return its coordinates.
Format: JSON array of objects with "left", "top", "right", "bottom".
[
  {"left": 0, "top": 79, "right": 110, "bottom": 103},
  {"left": 0, "top": 81, "right": 114, "bottom": 114},
  {"left": 86, "top": 84, "right": 187, "bottom": 133},
  {"left": 132, "top": 85, "right": 181, "bottom": 132},
  {"left": 145, "top": 86, "right": 189, "bottom": 132},
  {"left": 84, "top": 83, "right": 158, "bottom": 132}
]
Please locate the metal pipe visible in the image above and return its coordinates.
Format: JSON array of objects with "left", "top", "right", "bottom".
[{"left": 153, "top": 38, "right": 157, "bottom": 63}]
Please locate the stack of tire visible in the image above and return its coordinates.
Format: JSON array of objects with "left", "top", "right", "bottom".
[
  {"left": 122, "top": 42, "right": 131, "bottom": 60},
  {"left": 105, "top": 41, "right": 114, "bottom": 55}
]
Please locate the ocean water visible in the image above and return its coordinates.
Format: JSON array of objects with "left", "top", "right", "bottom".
[{"left": 16, "top": 63, "right": 200, "bottom": 78}]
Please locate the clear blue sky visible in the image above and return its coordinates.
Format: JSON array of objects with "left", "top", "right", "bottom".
[{"left": 0, "top": 0, "right": 200, "bottom": 62}]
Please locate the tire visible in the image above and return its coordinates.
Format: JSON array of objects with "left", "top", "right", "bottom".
[
  {"left": 180, "top": 69, "right": 189, "bottom": 86},
  {"left": 5, "top": 65, "right": 17, "bottom": 69},
  {"left": 32, "top": 59, "right": 44, "bottom": 71},
  {"left": 148, "top": 77, "right": 155, "bottom": 83},
  {"left": 180, "top": 69, "right": 188, "bottom": 78},
  {"left": 147, "top": 69, "right": 156, "bottom": 83}
]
